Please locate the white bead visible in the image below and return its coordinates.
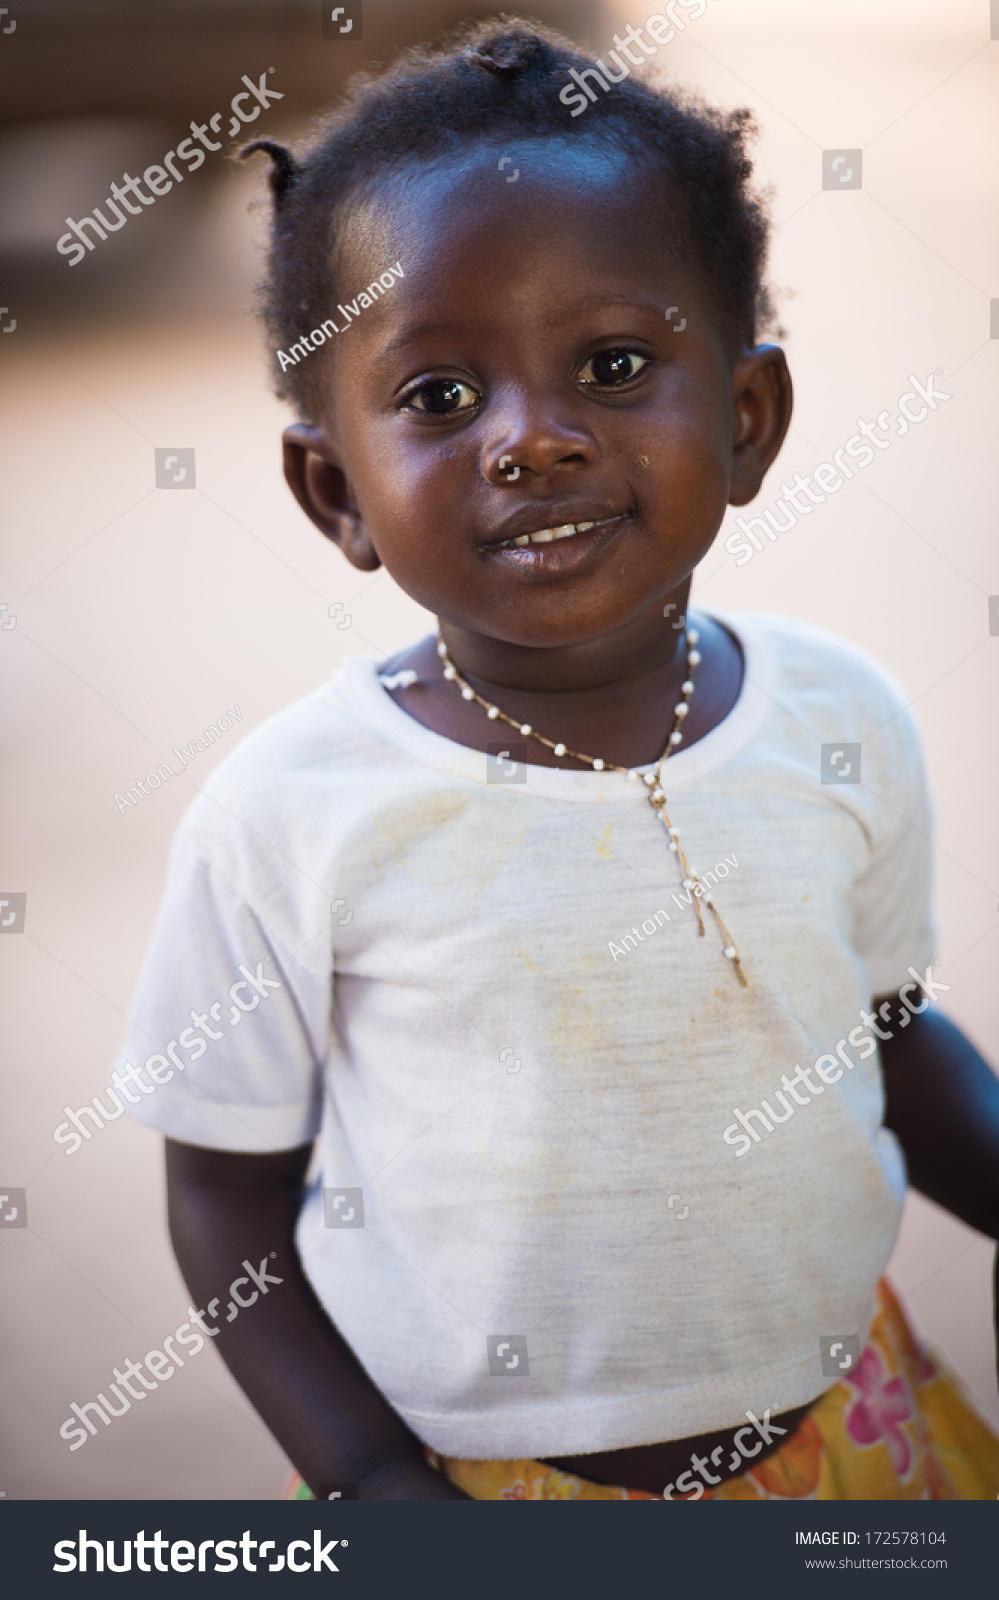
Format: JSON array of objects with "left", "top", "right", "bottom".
[
  {"left": 627, "top": 769, "right": 640, "bottom": 781},
  {"left": 669, "top": 731, "right": 683, "bottom": 745},
  {"left": 668, "top": 841, "right": 678, "bottom": 852},
  {"left": 436, "top": 640, "right": 447, "bottom": 657},
  {"left": 702, "top": 895, "right": 713, "bottom": 907},
  {"left": 644, "top": 773, "right": 657, "bottom": 787},
  {"left": 674, "top": 703, "right": 688, "bottom": 718},
  {"left": 724, "top": 946, "right": 737, "bottom": 959},
  {"left": 461, "top": 687, "right": 474, "bottom": 701},
  {"left": 554, "top": 742, "right": 566, "bottom": 757},
  {"left": 687, "top": 649, "right": 701, "bottom": 666},
  {"left": 652, "top": 787, "right": 664, "bottom": 802},
  {"left": 687, "top": 628, "right": 700, "bottom": 645},
  {"left": 592, "top": 758, "right": 604, "bottom": 771},
  {"left": 443, "top": 664, "right": 457, "bottom": 680},
  {"left": 487, "top": 706, "right": 499, "bottom": 719},
  {"left": 682, "top": 680, "right": 694, "bottom": 695},
  {"left": 520, "top": 724, "right": 532, "bottom": 736},
  {"left": 668, "top": 827, "right": 679, "bottom": 838},
  {"left": 682, "top": 878, "right": 693, "bottom": 889}
]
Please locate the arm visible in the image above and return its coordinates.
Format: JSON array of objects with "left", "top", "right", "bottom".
[
  {"left": 165, "top": 1137, "right": 469, "bottom": 1500},
  {"left": 878, "top": 1001, "right": 999, "bottom": 1384}
]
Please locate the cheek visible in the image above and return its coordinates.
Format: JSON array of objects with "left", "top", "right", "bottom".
[
  {"left": 349, "top": 435, "right": 472, "bottom": 593},
  {"left": 641, "top": 425, "right": 729, "bottom": 539},
  {"left": 643, "top": 377, "right": 732, "bottom": 527},
  {"left": 347, "top": 421, "right": 456, "bottom": 541}
]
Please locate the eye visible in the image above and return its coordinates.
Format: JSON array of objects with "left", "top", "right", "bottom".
[
  {"left": 578, "top": 349, "right": 649, "bottom": 387},
  {"left": 405, "top": 378, "right": 480, "bottom": 415}
]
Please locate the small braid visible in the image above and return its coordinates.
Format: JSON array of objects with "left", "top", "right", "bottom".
[
  {"left": 244, "top": 16, "right": 776, "bottom": 422},
  {"left": 463, "top": 33, "right": 541, "bottom": 76},
  {"left": 240, "top": 138, "right": 299, "bottom": 204}
]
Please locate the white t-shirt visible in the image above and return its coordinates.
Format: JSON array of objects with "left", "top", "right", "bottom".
[{"left": 114, "top": 612, "right": 934, "bottom": 1457}]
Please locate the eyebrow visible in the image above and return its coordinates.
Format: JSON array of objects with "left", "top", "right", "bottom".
[
  {"left": 372, "top": 295, "right": 671, "bottom": 367},
  {"left": 375, "top": 323, "right": 470, "bottom": 363},
  {"left": 554, "top": 293, "right": 669, "bottom": 319}
]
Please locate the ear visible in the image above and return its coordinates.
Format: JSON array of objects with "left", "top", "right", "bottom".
[
  {"left": 281, "top": 424, "right": 381, "bottom": 572},
  {"left": 728, "top": 345, "right": 793, "bottom": 507}
]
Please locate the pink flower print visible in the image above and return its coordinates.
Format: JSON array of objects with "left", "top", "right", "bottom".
[
  {"left": 500, "top": 1479, "right": 528, "bottom": 1500},
  {"left": 844, "top": 1345, "right": 915, "bottom": 1479},
  {"left": 916, "top": 1351, "right": 938, "bottom": 1386}
]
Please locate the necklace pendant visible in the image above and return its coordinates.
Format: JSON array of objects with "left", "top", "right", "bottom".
[{"left": 435, "top": 624, "right": 748, "bottom": 990}]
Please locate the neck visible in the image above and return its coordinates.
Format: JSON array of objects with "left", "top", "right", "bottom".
[
  {"left": 381, "top": 599, "right": 740, "bottom": 777},
  {"left": 438, "top": 592, "right": 693, "bottom": 706}
]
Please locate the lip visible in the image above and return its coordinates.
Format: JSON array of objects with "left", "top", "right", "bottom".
[
  {"left": 482, "top": 502, "right": 629, "bottom": 549},
  {"left": 480, "top": 505, "right": 632, "bottom": 579}
]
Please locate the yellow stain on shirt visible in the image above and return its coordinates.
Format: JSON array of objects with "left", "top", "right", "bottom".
[
  {"left": 472, "top": 1137, "right": 577, "bottom": 1214},
  {"left": 366, "top": 788, "right": 532, "bottom": 898}
]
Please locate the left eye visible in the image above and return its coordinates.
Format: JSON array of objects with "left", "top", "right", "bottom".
[{"left": 578, "top": 349, "right": 649, "bottom": 387}]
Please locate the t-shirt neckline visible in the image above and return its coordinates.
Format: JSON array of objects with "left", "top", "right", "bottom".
[{"left": 336, "top": 609, "right": 773, "bottom": 802}]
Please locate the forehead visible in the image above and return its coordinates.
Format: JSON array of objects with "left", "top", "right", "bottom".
[{"left": 335, "top": 138, "right": 689, "bottom": 300}]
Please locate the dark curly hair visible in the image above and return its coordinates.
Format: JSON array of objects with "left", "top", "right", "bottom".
[{"left": 242, "top": 16, "right": 776, "bottom": 423}]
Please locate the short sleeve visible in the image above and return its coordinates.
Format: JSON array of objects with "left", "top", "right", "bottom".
[
  {"left": 850, "top": 700, "right": 935, "bottom": 997},
  {"left": 111, "top": 823, "right": 331, "bottom": 1151}
]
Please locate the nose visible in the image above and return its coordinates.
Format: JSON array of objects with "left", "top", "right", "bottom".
[{"left": 483, "top": 401, "right": 599, "bottom": 486}]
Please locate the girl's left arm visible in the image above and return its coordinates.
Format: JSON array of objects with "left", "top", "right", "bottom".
[{"left": 879, "top": 1000, "right": 999, "bottom": 1384}]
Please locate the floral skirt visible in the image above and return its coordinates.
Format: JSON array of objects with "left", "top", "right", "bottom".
[{"left": 287, "top": 1279, "right": 999, "bottom": 1502}]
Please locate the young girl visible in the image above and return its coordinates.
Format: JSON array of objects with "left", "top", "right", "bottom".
[{"left": 118, "top": 20, "right": 999, "bottom": 1501}]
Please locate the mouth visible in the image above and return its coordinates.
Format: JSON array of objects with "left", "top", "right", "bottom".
[
  {"left": 493, "top": 513, "right": 626, "bottom": 549},
  {"left": 481, "top": 510, "right": 630, "bottom": 580}
]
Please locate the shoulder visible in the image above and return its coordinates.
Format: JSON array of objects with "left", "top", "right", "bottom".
[
  {"left": 725, "top": 610, "right": 914, "bottom": 726},
  {"left": 176, "top": 658, "right": 392, "bottom": 882},
  {"left": 717, "top": 610, "right": 927, "bottom": 797}
]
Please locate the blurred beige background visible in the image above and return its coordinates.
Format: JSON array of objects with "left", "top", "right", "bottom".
[{"left": 1, "top": 0, "right": 996, "bottom": 1499}]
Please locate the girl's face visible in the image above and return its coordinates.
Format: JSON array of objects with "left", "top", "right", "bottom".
[{"left": 285, "top": 140, "right": 790, "bottom": 658}]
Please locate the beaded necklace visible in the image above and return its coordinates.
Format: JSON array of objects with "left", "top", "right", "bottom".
[{"left": 435, "top": 627, "right": 747, "bottom": 987}]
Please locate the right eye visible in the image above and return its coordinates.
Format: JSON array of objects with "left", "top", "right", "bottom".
[
  {"left": 577, "top": 349, "right": 649, "bottom": 388},
  {"left": 405, "top": 379, "right": 480, "bottom": 415}
]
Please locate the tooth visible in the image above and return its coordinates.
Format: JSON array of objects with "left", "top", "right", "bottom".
[{"left": 501, "top": 519, "right": 607, "bottom": 549}]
